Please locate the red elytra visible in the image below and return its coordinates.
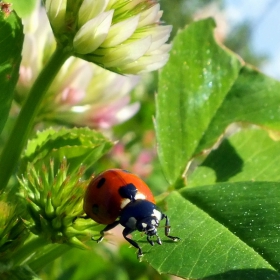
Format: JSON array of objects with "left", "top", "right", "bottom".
[{"left": 83, "top": 169, "right": 155, "bottom": 224}]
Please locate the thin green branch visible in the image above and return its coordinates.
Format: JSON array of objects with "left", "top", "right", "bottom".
[
  {"left": 0, "top": 46, "right": 71, "bottom": 190},
  {"left": 12, "top": 236, "right": 49, "bottom": 267},
  {"left": 28, "top": 244, "right": 72, "bottom": 273}
]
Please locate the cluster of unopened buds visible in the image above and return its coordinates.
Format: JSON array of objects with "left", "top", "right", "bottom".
[{"left": 18, "top": 158, "right": 101, "bottom": 249}]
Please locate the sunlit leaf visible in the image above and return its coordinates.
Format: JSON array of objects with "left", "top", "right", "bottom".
[
  {"left": 155, "top": 18, "right": 242, "bottom": 184},
  {"left": 197, "top": 66, "right": 280, "bottom": 153},
  {"left": 188, "top": 128, "right": 280, "bottom": 187},
  {"left": 20, "top": 127, "right": 113, "bottom": 174},
  {"left": 139, "top": 190, "right": 280, "bottom": 279},
  {"left": 10, "top": 0, "right": 37, "bottom": 17}
]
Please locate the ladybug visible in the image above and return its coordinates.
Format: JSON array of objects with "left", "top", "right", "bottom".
[{"left": 83, "top": 169, "right": 180, "bottom": 258}]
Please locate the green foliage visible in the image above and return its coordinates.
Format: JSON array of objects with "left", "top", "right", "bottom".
[
  {"left": 151, "top": 18, "right": 280, "bottom": 279},
  {"left": 156, "top": 18, "right": 242, "bottom": 185},
  {"left": 0, "top": 192, "right": 27, "bottom": 262},
  {"left": 40, "top": 245, "right": 168, "bottom": 280},
  {"left": 9, "top": 0, "right": 37, "bottom": 17},
  {"left": 156, "top": 18, "right": 280, "bottom": 186},
  {"left": 197, "top": 66, "right": 280, "bottom": 152},
  {"left": 140, "top": 191, "right": 279, "bottom": 279},
  {"left": 182, "top": 182, "right": 280, "bottom": 273},
  {"left": 0, "top": 9, "right": 23, "bottom": 135},
  {"left": 201, "top": 129, "right": 280, "bottom": 182},
  {"left": 20, "top": 127, "right": 113, "bottom": 174}
]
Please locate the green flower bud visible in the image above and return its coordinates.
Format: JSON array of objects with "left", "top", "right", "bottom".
[
  {"left": 0, "top": 193, "right": 27, "bottom": 261},
  {"left": 18, "top": 158, "right": 100, "bottom": 249},
  {"left": 68, "top": 236, "right": 88, "bottom": 249}
]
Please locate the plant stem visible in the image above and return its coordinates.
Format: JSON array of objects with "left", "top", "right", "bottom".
[
  {"left": 12, "top": 236, "right": 49, "bottom": 266},
  {"left": 0, "top": 46, "right": 70, "bottom": 190},
  {"left": 28, "top": 244, "right": 72, "bottom": 273}
]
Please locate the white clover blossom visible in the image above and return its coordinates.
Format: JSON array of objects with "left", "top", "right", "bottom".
[
  {"left": 44, "top": 0, "right": 172, "bottom": 74},
  {"left": 45, "top": 58, "right": 141, "bottom": 128},
  {"left": 16, "top": 1, "right": 140, "bottom": 129}
]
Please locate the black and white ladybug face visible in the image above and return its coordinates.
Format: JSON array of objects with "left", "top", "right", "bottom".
[
  {"left": 136, "top": 216, "right": 160, "bottom": 236},
  {"left": 119, "top": 199, "right": 163, "bottom": 234}
]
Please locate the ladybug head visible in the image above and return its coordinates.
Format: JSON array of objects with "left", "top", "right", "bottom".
[
  {"left": 136, "top": 216, "right": 160, "bottom": 236},
  {"left": 119, "top": 200, "right": 164, "bottom": 240}
]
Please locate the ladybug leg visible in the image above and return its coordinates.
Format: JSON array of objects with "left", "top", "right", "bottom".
[
  {"left": 147, "top": 235, "right": 154, "bottom": 246},
  {"left": 147, "top": 233, "right": 162, "bottom": 246},
  {"left": 93, "top": 220, "right": 120, "bottom": 243},
  {"left": 72, "top": 214, "right": 90, "bottom": 223},
  {"left": 123, "top": 227, "right": 143, "bottom": 258},
  {"left": 156, "top": 233, "right": 162, "bottom": 245},
  {"left": 162, "top": 214, "right": 180, "bottom": 241}
]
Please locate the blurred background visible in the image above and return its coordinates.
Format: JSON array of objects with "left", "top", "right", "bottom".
[{"left": 161, "top": 0, "right": 280, "bottom": 79}]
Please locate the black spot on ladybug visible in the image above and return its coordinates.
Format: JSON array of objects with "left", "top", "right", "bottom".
[
  {"left": 97, "top": 177, "right": 106, "bottom": 188},
  {"left": 92, "top": 204, "right": 99, "bottom": 215},
  {"left": 119, "top": 183, "right": 137, "bottom": 201}
]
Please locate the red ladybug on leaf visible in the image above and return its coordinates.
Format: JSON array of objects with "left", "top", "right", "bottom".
[{"left": 83, "top": 169, "right": 180, "bottom": 258}]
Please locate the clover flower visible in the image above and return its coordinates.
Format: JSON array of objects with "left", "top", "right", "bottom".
[
  {"left": 18, "top": 158, "right": 101, "bottom": 249},
  {"left": 17, "top": 2, "right": 140, "bottom": 129},
  {"left": 42, "top": 57, "right": 141, "bottom": 128},
  {"left": 44, "top": 0, "right": 172, "bottom": 74}
]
